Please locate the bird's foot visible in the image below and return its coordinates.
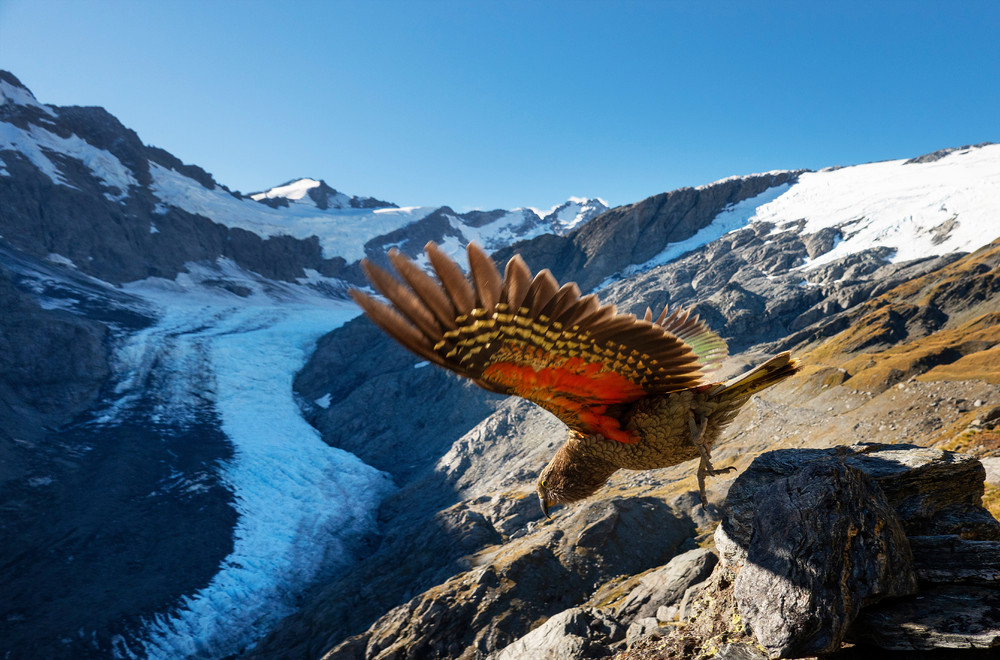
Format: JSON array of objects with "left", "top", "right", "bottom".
[
  {"left": 690, "top": 411, "right": 734, "bottom": 506},
  {"left": 695, "top": 460, "right": 737, "bottom": 506}
]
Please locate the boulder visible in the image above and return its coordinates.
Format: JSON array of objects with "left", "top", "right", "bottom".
[
  {"left": 491, "top": 607, "right": 622, "bottom": 660},
  {"left": 731, "top": 462, "right": 916, "bottom": 658},
  {"left": 720, "top": 443, "right": 1000, "bottom": 561},
  {"left": 612, "top": 547, "right": 718, "bottom": 621}
]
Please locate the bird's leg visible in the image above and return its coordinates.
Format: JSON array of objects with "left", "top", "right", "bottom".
[{"left": 689, "top": 410, "right": 736, "bottom": 505}]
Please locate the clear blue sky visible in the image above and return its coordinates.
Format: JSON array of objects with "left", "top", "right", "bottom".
[{"left": 1, "top": 1, "right": 998, "bottom": 211}]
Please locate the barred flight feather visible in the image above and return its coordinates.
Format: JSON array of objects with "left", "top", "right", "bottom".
[{"left": 352, "top": 241, "right": 731, "bottom": 440}]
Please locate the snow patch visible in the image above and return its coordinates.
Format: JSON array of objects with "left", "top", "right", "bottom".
[
  {"left": 0, "top": 121, "right": 137, "bottom": 198},
  {"left": 250, "top": 178, "right": 322, "bottom": 202},
  {"left": 0, "top": 78, "right": 57, "bottom": 116},
  {"left": 528, "top": 197, "right": 609, "bottom": 233},
  {"left": 46, "top": 253, "right": 76, "bottom": 268}
]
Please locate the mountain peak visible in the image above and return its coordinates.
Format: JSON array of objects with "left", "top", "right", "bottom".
[
  {"left": 0, "top": 70, "right": 55, "bottom": 116},
  {"left": 249, "top": 178, "right": 323, "bottom": 202},
  {"left": 528, "top": 197, "right": 611, "bottom": 233},
  {"left": 248, "top": 178, "right": 397, "bottom": 210}
]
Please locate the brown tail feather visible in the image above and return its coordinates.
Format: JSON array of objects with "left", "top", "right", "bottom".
[{"left": 713, "top": 351, "right": 801, "bottom": 403}]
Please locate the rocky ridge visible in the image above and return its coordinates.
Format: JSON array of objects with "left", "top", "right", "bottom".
[{"left": 616, "top": 443, "right": 1000, "bottom": 660}]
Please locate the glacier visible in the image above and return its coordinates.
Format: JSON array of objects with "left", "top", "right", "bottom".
[{"left": 86, "top": 262, "right": 395, "bottom": 659}]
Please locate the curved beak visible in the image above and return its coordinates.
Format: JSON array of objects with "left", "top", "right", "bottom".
[{"left": 539, "top": 494, "right": 551, "bottom": 519}]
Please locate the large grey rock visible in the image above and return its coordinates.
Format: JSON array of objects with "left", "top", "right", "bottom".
[
  {"left": 732, "top": 462, "right": 917, "bottom": 658},
  {"left": 613, "top": 547, "right": 718, "bottom": 621},
  {"left": 721, "top": 444, "right": 1000, "bottom": 559},
  {"left": 492, "top": 607, "right": 622, "bottom": 660}
]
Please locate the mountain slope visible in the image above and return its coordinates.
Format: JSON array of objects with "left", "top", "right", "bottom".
[{"left": 0, "top": 70, "right": 608, "bottom": 285}]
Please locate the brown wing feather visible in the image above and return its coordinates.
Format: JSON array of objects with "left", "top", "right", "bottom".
[
  {"left": 468, "top": 243, "right": 502, "bottom": 312},
  {"left": 353, "top": 242, "right": 724, "bottom": 442},
  {"left": 388, "top": 249, "right": 457, "bottom": 330}
]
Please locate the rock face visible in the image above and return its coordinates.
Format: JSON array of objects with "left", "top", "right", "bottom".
[
  {"left": 491, "top": 171, "right": 802, "bottom": 293},
  {"left": 0, "top": 71, "right": 351, "bottom": 285},
  {"left": 324, "top": 497, "right": 695, "bottom": 660},
  {"left": 730, "top": 461, "right": 917, "bottom": 657},
  {"left": 0, "top": 265, "right": 110, "bottom": 442}
]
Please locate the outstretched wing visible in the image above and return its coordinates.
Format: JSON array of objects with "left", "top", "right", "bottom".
[{"left": 351, "top": 242, "right": 727, "bottom": 443}]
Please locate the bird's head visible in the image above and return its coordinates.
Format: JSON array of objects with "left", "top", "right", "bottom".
[
  {"left": 535, "top": 439, "right": 617, "bottom": 518},
  {"left": 536, "top": 462, "right": 565, "bottom": 519}
]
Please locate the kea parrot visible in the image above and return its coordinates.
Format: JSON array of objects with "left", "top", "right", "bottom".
[{"left": 351, "top": 242, "right": 799, "bottom": 515}]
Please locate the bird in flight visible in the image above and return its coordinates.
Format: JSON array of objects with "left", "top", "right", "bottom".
[{"left": 351, "top": 242, "right": 799, "bottom": 515}]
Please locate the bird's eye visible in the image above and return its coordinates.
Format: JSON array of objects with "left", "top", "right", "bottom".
[{"left": 540, "top": 479, "right": 547, "bottom": 488}]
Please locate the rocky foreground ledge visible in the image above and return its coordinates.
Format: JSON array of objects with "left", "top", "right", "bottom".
[{"left": 494, "top": 444, "right": 1000, "bottom": 660}]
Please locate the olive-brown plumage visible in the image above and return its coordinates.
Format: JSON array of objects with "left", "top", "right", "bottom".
[{"left": 352, "top": 242, "right": 800, "bottom": 513}]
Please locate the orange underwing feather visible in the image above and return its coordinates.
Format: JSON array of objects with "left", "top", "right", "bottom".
[{"left": 352, "top": 242, "right": 727, "bottom": 442}]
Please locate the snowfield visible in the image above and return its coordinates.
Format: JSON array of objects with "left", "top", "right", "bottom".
[
  {"left": 604, "top": 144, "right": 1000, "bottom": 289},
  {"left": 149, "top": 163, "right": 437, "bottom": 264},
  {"left": 755, "top": 145, "right": 1000, "bottom": 269}
]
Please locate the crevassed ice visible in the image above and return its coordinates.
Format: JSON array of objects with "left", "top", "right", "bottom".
[{"left": 101, "top": 265, "right": 393, "bottom": 660}]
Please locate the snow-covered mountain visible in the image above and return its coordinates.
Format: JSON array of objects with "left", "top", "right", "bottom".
[
  {"left": 248, "top": 177, "right": 396, "bottom": 210},
  {"left": 2, "top": 67, "right": 1000, "bottom": 660},
  {"left": 0, "top": 69, "right": 605, "bottom": 278}
]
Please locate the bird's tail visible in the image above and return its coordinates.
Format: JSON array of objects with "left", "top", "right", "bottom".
[{"left": 711, "top": 351, "right": 801, "bottom": 404}]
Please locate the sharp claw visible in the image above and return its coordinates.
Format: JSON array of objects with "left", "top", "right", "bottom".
[{"left": 691, "top": 410, "right": 727, "bottom": 507}]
